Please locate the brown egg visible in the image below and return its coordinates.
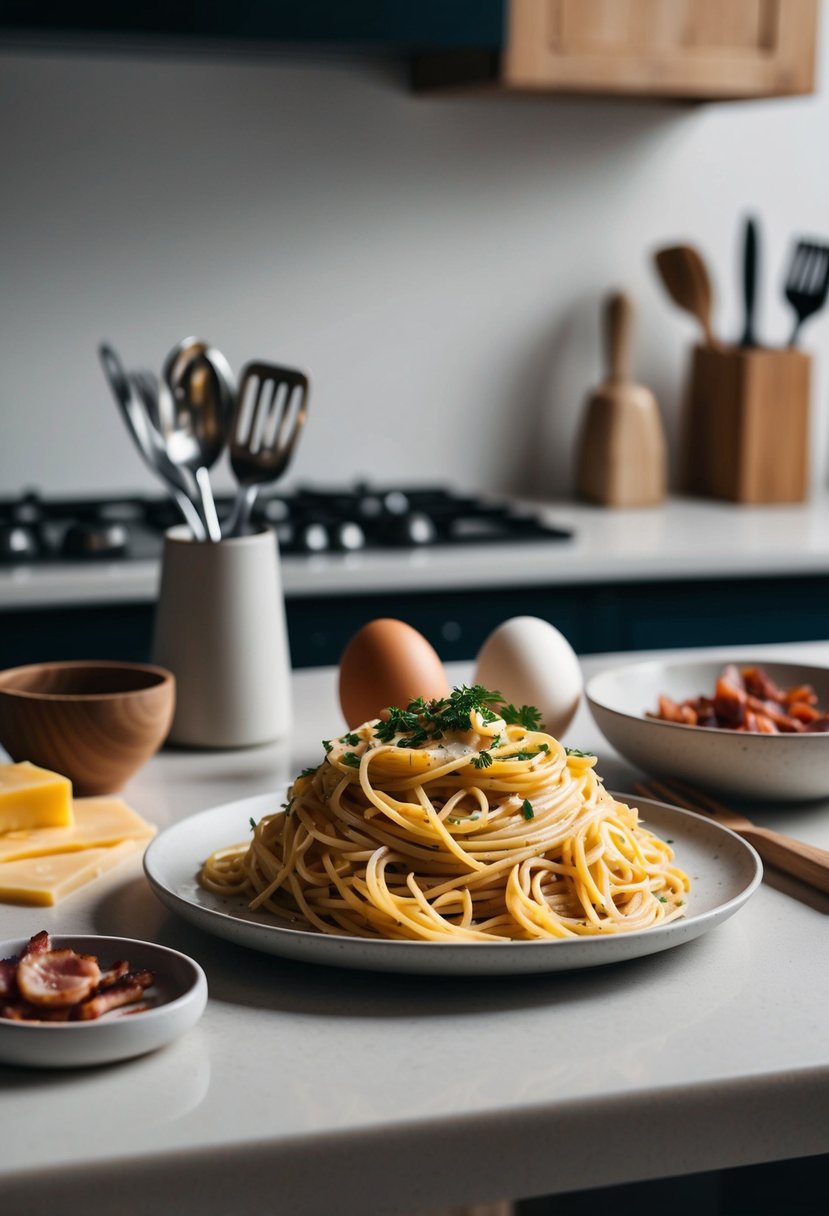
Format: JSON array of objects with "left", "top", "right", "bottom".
[{"left": 338, "top": 619, "right": 451, "bottom": 729}]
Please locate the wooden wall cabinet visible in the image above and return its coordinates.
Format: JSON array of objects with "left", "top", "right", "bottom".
[{"left": 413, "top": 0, "right": 819, "bottom": 101}]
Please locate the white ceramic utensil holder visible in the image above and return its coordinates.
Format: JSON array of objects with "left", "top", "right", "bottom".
[{"left": 152, "top": 526, "right": 293, "bottom": 748}]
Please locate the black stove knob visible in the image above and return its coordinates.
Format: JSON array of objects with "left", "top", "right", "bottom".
[
  {"left": 357, "top": 494, "right": 383, "bottom": 519},
  {"left": 332, "top": 521, "right": 366, "bottom": 552},
  {"left": 12, "top": 491, "right": 44, "bottom": 528},
  {"left": 61, "top": 522, "right": 130, "bottom": 559},
  {"left": 259, "top": 497, "right": 290, "bottom": 525},
  {"left": 382, "top": 491, "right": 411, "bottom": 516},
  {"left": 296, "top": 522, "right": 329, "bottom": 553},
  {"left": 0, "top": 524, "right": 42, "bottom": 563},
  {"left": 383, "top": 512, "right": 436, "bottom": 547}
]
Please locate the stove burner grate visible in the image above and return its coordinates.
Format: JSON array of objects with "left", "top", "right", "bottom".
[{"left": 0, "top": 487, "right": 572, "bottom": 565}]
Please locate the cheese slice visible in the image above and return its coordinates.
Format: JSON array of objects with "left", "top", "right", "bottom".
[
  {"left": 0, "top": 796, "right": 156, "bottom": 863},
  {"left": 0, "top": 839, "right": 146, "bottom": 906},
  {"left": 0, "top": 762, "right": 73, "bottom": 832}
]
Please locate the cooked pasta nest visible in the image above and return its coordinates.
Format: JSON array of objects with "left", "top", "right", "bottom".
[{"left": 199, "top": 687, "right": 689, "bottom": 942}]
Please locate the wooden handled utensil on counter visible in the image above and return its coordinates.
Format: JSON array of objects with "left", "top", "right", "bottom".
[
  {"left": 654, "top": 244, "right": 719, "bottom": 347},
  {"left": 575, "top": 290, "right": 667, "bottom": 508},
  {"left": 634, "top": 778, "right": 829, "bottom": 897},
  {"left": 653, "top": 231, "right": 810, "bottom": 504}
]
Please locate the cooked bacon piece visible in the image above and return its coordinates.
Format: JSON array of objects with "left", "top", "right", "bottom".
[
  {"left": 783, "top": 684, "right": 819, "bottom": 707},
  {"left": 653, "top": 664, "right": 829, "bottom": 734},
  {"left": 0, "top": 934, "right": 156, "bottom": 1023},
  {"left": 655, "top": 695, "right": 699, "bottom": 724},
  {"left": 804, "top": 717, "right": 829, "bottom": 733},
  {"left": 20, "top": 930, "right": 51, "bottom": 958},
  {"left": 0, "top": 959, "right": 18, "bottom": 998},
  {"left": 0, "top": 1002, "right": 27, "bottom": 1020},
  {"left": 714, "top": 672, "right": 747, "bottom": 728},
  {"left": 745, "top": 695, "right": 803, "bottom": 732},
  {"left": 1, "top": 1001, "right": 72, "bottom": 1022},
  {"left": 98, "top": 961, "right": 130, "bottom": 989},
  {"left": 74, "top": 970, "right": 154, "bottom": 1021},
  {"left": 742, "top": 666, "right": 786, "bottom": 703},
  {"left": 16, "top": 948, "right": 102, "bottom": 1008}
]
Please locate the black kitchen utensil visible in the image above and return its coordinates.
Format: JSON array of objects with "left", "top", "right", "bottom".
[
  {"left": 739, "top": 217, "right": 759, "bottom": 347},
  {"left": 784, "top": 239, "right": 829, "bottom": 346}
]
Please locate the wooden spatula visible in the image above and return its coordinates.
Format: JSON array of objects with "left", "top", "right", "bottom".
[
  {"left": 654, "top": 244, "right": 719, "bottom": 347},
  {"left": 576, "top": 291, "right": 667, "bottom": 507}
]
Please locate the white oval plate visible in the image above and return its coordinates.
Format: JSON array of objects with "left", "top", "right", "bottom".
[
  {"left": 0, "top": 935, "right": 207, "bottom": 1069},
  {"left": 144, "top": 792, "right": 762, "bottom": 976}
]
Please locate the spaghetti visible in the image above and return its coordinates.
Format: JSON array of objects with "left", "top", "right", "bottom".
[{"left": 200, "top": 687, "right": 689, "bottom": 942}]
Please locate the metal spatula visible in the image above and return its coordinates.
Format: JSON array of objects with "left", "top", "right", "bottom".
[{"left": 224, "top": 362, "right": 309, "bottom": 537}]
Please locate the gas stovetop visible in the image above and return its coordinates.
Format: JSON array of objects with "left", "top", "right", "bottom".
[{"left": 0, "top": 486, "right": 572, "bottom": 565}]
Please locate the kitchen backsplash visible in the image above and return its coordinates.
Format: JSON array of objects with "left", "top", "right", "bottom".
[{"left": 1, "top": 25, "right": 828, "bottom": 500}]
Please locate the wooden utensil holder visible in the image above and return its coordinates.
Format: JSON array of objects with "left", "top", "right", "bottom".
[{"left": 682, "top": 344, "right": 811, "bottom": 503}]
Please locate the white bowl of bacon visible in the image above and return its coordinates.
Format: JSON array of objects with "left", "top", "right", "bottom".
[
  {"left": 586, "top": 659, "right": 829, "bottom": 802},
  {"left": 0, "top": 931, "right": 207, "bottom": 1068}
]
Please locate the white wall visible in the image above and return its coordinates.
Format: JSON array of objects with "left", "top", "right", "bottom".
[{"left": 1, "top": 23, "right": 828, "bottom": 501}]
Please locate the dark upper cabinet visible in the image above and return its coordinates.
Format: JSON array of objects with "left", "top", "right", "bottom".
[
  {"left": 2, "top": 0, "right": 817, "bottom": 102},
  {"left": 0, "top": 0, "right": 504, "bottom": 49}
]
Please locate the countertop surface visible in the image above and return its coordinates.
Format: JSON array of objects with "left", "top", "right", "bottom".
[
  {"left": 4, "top": 493, "right": 829, "bottom": 608},
  {"left": 0, "top": 641, "right": 828, "bottom": 1215}
]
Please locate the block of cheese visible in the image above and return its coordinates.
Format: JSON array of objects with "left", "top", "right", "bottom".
[
  {"left": 0, "top": 796, "right": 156, "bottom": 862},
  {"left": 0, "top": 839, "right": 146, "bottom": 906},
  {"left": 0, "top": 761, "right": 73, "bottom": 832}
]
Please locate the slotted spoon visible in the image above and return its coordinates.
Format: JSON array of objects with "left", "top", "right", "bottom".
[
  {"left": 784, "top": 240, "right": 829, "bottom": 346},
  {"left": 224, "top": 362, "right": 309, "bottom": 537}
]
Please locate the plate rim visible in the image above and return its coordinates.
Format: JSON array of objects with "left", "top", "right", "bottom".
[{"left": 143, "top": 789, "right": 762, "bottom": 972}]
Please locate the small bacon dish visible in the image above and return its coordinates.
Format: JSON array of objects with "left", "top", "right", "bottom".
[
  {"left": 0, "top": 932, "right": 207, "bottom": 1068},
  {"left": 587, "top": 658, "right": 829, "bottom": 802}
]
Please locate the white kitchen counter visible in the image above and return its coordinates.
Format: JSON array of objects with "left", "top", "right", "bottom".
[
  {"left": 3, "top": 493, "right": 829, "bottom": 609},
  {"left": 0, "top": 641, "right": 828, "bottom": 1215}
]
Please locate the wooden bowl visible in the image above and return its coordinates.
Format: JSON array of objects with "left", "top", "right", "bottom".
[{"left": 0, "top": 661, "right": 176, "bottom": 796}]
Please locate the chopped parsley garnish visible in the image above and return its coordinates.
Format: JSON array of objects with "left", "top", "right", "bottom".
[
  {"left": 341, "top": 732, "right": 361, "bottom": 746},
  {"left": 658, "top": 895, "right": 668, "bottom": 903},
  {"left": 499, "top": 702, "right": 543, "bottom": 732},
  {"left": 396, "top": 729, "right": 429, "bottom": 749},
  {"left": 564, "top": 747, "right": 595, "bottom": 758},
  {"left": 249, "top": 817, "right": 257, "bottom": 831},
  {"left": 322, "top": 739, "right": 333, "bottom": 754},
  {"left": 471, "top": 750, "right": 493, "bottom": 769},
  {"left": 281, "top": 798, "right": 294, "bottom": 816},
  {"left": 342, "top": 752, "right": 362, "bottom": 769},
  {"left": 298, "top": 766, "right": 317, "bottom": 778},
  {"left": 521, "top": 799, "right": 535, "bottom": 820},
  {"left": 370, "top": 685, "right": 547, "bottom": 749}
]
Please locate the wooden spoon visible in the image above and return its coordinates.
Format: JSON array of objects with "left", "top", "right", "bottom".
[{"left": 654, "top": 244, "right": 719, "bottom": 347}]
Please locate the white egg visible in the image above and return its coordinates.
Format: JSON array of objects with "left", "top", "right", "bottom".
[{"left": 473, "top": 616, "right": 583, "bottom": 740}]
